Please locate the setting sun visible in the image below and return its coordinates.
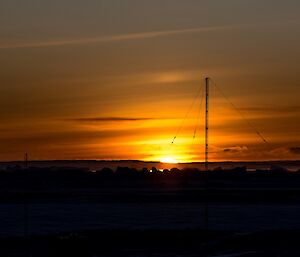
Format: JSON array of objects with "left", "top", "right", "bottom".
[{"left": 160, "top": 157, "right": 179, "bottom": 164}]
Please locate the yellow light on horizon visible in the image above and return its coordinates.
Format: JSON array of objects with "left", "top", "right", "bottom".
[{"left": 160, "top": 157, "right": 179, "bottom": 164}]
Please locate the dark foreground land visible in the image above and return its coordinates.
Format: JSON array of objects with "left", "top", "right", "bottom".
[
  {"left": 1, "top": 164, "right": 300, "bottom": 256},
  {"left": 3, "top": 229, "right": 300, "bottom": 257},
  {"left": 1, "top": 164, "right": 300, "bottom": 204}
]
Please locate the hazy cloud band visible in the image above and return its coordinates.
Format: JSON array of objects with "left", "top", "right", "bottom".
[
  {"left": 65, "top": 117, "right": 160, "bottom": 122},
  {"left": 2, "top": 20, "right": 299, "bottom": 50},
  {"left": 0, "top": 25, "right": 244, "bottom": 50}
]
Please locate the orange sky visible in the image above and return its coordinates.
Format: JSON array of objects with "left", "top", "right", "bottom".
[{"left": 0, "top": 0, "right": 299, "bottom": 162}]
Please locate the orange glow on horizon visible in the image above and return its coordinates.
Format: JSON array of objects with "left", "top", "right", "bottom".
[{"left": 160, "top": 157, "right": 179, "bottom": 164}]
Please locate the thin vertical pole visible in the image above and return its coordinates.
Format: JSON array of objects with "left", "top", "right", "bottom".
[
  {"left": 205, "top": 77, "right": 209, "bottom": 171},
  {"left": 204, "top": 78, "right": 210, "bottom": 233},
  {"left": 24, "top": 153, "right": 28, "bottom": 169}
]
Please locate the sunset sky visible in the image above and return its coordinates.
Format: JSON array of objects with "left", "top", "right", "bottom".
[{"left": 0, "top": 0, "right": 299, "bottom": 162}]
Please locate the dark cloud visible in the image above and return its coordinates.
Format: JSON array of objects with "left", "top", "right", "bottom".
[
  {"left": 223, "top": 146, "right": 248, "bottom": 153},
  {"left": 0, "top": 124, "right": 174, "bottom": 147},
  {"left": 239, "top": 106, "right": 300, "bottom": 114},
  {"left": 65, "top": 117, "right": 159, "bottom": 122},
  {"left": 289, "top": 147, "right": 300, "bottom": 154}
]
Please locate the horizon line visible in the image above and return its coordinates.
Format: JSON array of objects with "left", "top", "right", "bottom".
[{"left": 0, "top": 159, "right": 299, "bottom": 163}]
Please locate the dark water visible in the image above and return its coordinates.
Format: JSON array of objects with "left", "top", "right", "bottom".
[{"left": 1, "top": 202, "right": 300, "bottom": 237}]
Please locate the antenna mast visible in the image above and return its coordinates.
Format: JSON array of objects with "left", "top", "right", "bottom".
[{"left": 205, "top": 77, "right": 209, "bottom": 171}]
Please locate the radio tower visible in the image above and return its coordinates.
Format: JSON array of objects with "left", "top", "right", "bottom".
[{"left": 205, "top": 77, "right": 209, "bottom": 171}]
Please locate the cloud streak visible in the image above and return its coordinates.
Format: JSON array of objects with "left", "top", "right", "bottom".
[
  {"left": 0, "top": 24, "right": 243, "bottom": 50},
  {"left": 239, "top": 106, "right": 300, "bottom": 114},
  {"left": 3, "top": 19, "right": 299, "bottom": 50},
  {"left": 223, "top": 146, "right": 248, "bottom": 153},
  {"left": 65, "top": 117, "right": 160, "bottom": 122},
  {"left": 289, "top": 147, "right": 300, "bottom": 154}
]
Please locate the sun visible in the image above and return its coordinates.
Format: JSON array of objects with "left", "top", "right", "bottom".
[{"left": 160, "top": 157, "right": 179, "bottom": 164}]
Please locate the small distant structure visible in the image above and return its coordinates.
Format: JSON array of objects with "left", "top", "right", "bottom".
[{"left": 24, "top": 152, "right": 29, "bottom": 169}]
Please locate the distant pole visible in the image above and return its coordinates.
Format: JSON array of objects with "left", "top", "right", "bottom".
[
  {"left": 205, "top": 78, "right": 209, "bottom": 171},
  {"left": 24, "top": 152, "right": 28, "bottom": 168}
]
